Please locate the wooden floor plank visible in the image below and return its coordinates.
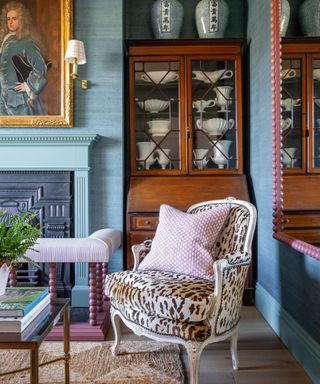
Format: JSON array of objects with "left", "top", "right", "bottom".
[{"left": 105, "top": 306, "right": 313, "bottom": 384}]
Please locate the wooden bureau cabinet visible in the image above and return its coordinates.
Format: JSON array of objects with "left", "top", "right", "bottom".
[
  {"left": 125, "top": 39, "right": 253, "bottom": 303},
  {"left": 281, "top": 39, "right": 320, "bottom": 245}
]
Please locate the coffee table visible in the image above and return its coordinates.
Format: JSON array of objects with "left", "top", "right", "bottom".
[{"left": 0, "top": 298, "right": 70, "bottom": 384}]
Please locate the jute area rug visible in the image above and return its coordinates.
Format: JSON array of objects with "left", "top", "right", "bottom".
[{"left": 0, "top": 340, "right": 184, "bottom": 384}]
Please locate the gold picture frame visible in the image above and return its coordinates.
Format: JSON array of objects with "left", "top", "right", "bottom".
[{"left": 0, "top": 0, "right": 73, "bottom": 127}]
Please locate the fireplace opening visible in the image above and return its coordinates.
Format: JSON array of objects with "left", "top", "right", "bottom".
[{"left": 0, "top": 171, "right": 73, "bottom": 297}]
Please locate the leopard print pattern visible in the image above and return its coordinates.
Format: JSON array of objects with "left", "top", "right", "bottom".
[
  {"left": 213, "top": 261, "right": 250, "bottom": 336},
  {"left": 111, "top": 299, "right": 211, "bottom": 342},
  {"left": 105, "top": 270, "right": 214, "bottom": 322},
  {"left": 188, "top": 205, "right": 250, "bottom": 260}
]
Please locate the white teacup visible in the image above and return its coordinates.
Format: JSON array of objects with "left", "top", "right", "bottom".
[
  {"left": 192, "top": 69, "right": 233, "bottom": 84},
  {"left": 282, "top": 147, "right": 297, "bottom": 168},
  {"left": 137, "top": 99, "right": 170, "bottom": 113},
  {"left": 281, "top": 98, "right": 301, "bottom": 111},
  {"left": 281, "top": 117, "right": 292, "bottom": 131},
  {"left": 281, "top": 69, "right": 296, "bottom": 80},
  {"left": 196, "top": 117, "right": 234, "bottom": 136},
  {"left": 192, "top": 99, "right": 216, "bottom": 113},
  {"left": 156, "top": 148, "right": 171, "bottom": 170},
  {"left": 147, "top": 119, "right": 170, "bottom": 136},
  {"left": 193, "top": 149, "right": 209, "bottom": 170},
  {"left": 136, "top": 142, "right": 156, "bottom": 170}
]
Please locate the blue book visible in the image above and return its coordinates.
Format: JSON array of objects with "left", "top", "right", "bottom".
[{"left": 0, "top": 287, "right": 49, "bottom": 317}]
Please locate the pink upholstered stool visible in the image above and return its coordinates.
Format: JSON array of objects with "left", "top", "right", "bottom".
[{"left": 20, "top": 229, "right": 122, "bottom": 326}]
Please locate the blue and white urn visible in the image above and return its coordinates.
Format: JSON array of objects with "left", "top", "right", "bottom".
[
  {"left": 280, "top": 0, "right": 290, "bottom": 37},
  {"left": 150, "top": 0, "right": 184, "bottom": 39},
  {"left": 299, "top": 0, "right": 320, "bottom": 36},
  {"left": 195, "top": 0, "right": 229, "bottom": 38}
]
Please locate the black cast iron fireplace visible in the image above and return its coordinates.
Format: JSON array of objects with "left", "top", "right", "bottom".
[{"left": 0, "top": 171, "right": 73, "bottom": 296}]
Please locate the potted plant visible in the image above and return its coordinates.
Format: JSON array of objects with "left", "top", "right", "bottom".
[{"left": 0, "top": 210, "right": 42, "bottom": 296}]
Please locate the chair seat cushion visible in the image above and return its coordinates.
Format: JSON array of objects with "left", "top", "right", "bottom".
[
  {"left": 105, "top": 270, "right": 214, "bottom": 323},
  {"left": 111, "top": 299, "right": 210, "bottom": 342}
]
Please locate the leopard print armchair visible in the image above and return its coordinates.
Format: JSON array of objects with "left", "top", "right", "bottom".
[{"left": 105, "top": 197, "right": 257, "bottom": 384}]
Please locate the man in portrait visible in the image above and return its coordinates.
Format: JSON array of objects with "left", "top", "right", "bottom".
[{"left": 0, "top": 1, "right": 48, "bottom": 115}]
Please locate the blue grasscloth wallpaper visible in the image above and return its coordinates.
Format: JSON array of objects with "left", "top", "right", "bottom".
[{"left": 247, "top": 0, "right": 320, "bottom": 380}]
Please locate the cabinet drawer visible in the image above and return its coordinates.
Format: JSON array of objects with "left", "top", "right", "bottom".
[
  {"left": 283, "top": 212, "right": 320, "bottom": 228},
  {"left": 131, "top": 215, "right": 159, "bottom": 230}
]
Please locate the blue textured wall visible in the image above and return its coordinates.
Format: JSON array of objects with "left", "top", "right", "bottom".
[{"left": 247, "top": 0, "right": 320, "bottom": 377}]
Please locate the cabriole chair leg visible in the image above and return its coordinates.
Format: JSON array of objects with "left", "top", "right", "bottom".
[
  {"left": 230, "top": 329, "right": 239, "bottom": 370},
  {"left": 185, "top": 342, "right": 203, "bottom": 384},
  {"left": 110, "top": 310, "right": 121, "bottom": 356}
]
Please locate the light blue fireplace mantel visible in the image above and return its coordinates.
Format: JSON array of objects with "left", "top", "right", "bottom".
[{"left": 0, "top": 134, "right": 100, "bottom": 307}]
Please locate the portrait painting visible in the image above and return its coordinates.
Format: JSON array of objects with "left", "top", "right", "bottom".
[{"left": 0, "top": 0, "right": 73, "bottom": 127}]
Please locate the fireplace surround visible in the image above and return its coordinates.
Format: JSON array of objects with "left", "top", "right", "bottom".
[{"left": 0, "top": 134, "right": 99, "bottom": 307}]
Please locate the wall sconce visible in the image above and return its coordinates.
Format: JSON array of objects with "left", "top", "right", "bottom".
[{"left": 65, "top": 40, "right": 88, "bottom": 89}]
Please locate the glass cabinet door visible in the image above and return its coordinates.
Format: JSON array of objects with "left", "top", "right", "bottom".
[
  {"left": 281, "top": 57, "right": 304, "bottom": 171},
  {"left": 130, "top": 58, "right": 185, "bottom": 174},
  {"left": 311, "top": 57, "right": 320, "bottom": 172},
  {"left": 189, "top": 57, "right": 241, "bottom": 173}
]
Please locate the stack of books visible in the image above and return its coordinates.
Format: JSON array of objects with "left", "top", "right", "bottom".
[{"left": 0, "top": 287, "right": 50, "bottom": 333}]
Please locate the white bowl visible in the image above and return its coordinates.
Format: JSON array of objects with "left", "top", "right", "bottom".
[
  {"left": 140, "top": 71, "right": 179, "bottom": 84},
  {"left": 196, "top": 118, "right": 234, "bottom": 136},
  {"left": 137, "top": 99, "right": 170, "bottom": 113},
  {"left": 147, "top": 120, "right": 170, "bottom": 135}
]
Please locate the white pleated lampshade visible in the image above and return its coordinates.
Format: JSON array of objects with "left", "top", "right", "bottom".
[{"left": 65, "top": 40, "right": 86, "bottom": 64}]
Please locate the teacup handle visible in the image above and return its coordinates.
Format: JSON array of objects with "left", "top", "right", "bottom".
[
  {"left": 294, "top": 98, "right": 301, "bottom": 107},
  {"left": 221, "top": 70, "right": 233, "bottom": 80},
  {"left": 207, "top": 99, "right": 216, "bottom": 108},
  {"left": 196, "top": 119, "right": 202, "bottom": 130},
  {"left": 284, "top": 69, "right": 296, "bottom": 79},
  {"left": 228, "top": 119, "right": 235, "bottom": 130}
]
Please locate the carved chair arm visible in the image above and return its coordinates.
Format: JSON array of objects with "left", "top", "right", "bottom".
[
  {"left": 131, "top": 239, "right": 152, "bottom": 271},
  {"left": 206, "top": 252, "right": 252, "bottom": 330}
]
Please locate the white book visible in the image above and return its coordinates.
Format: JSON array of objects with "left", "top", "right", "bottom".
[{"left": 0, "top": 294, "right": 51, "bottom": 333}]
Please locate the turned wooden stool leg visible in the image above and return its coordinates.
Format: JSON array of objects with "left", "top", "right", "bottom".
[
  {"left": 96, "top": 263, "right": 103, "bottom": 312},
  {"left": 89, "top": 262, "right": 97, "bottom": 326},
  {"left": 49, "top": 263, "right": 57, "bottom": 298},
  {"left": 9, "top": 267, "right": 17, "bottom": 287},
  {"left": 102, "top": 262, "right": 108, "bottom": 301}
]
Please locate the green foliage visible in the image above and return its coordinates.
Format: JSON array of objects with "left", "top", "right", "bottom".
[{"left": 0, "top": 211, "right": 42, "bottom": 268}]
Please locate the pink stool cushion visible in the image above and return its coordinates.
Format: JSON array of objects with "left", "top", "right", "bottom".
[
  {"left": 24, "top": 229, "right": 122, "bottom": 263},
  {"left": 138, "top": 204, "right": 230, "bottom": 281}
]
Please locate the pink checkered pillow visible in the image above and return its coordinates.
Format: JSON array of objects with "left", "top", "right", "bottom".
[{"left": 138, "top": 203, "right": 230, "bottom": 281}]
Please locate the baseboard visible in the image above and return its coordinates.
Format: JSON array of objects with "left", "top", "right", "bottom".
[{"left": 255, "top": 283, "right": 320, "bottom": 384}]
